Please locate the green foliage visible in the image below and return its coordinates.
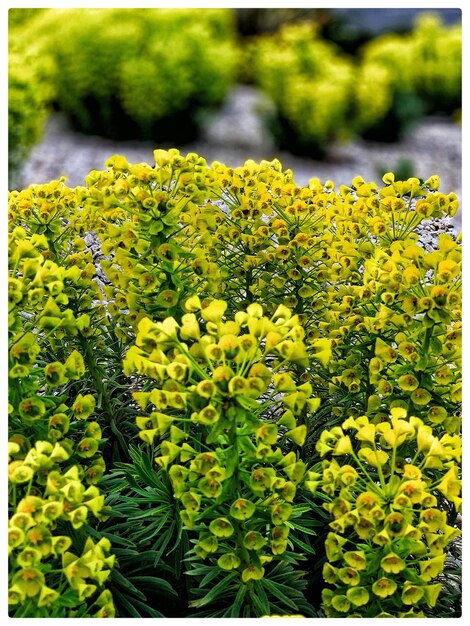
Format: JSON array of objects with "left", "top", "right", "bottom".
[
  {"left": 246, "top": 21, "right": 355, "bottom": 156},
  {"left": 16, "top": 8, "right": 239, "bottom": 140},
  {"left": 8, "top": 8, "right": 46, "bottom": 28},
  {"left": 8, "top": 9, "right": 461, "bottom": 181},
  {"left": 9, "top": 151, "right": 461, "bottom": 616},
  {"left": 247, "top": 13, "right": 461, "bottom": 150},
  {"left": 8, "top": 35, "right": 55, "bottom": 187},
  {"left": 362, "top": 13, "right": 461, "bottom": 117}
]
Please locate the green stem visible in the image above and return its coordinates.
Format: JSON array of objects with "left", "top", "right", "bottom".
[
  {"left": 372, "top": 441, "right": 387, "bottom": 490},
  {"left": 421, "top": 322, "right": 435, "bottom": 356},
  {"left": 79, "top": 336, "right": 114, "bottom": 423},
  {"left": 350, "top": 448, "right": 383, "bottom": 493}
]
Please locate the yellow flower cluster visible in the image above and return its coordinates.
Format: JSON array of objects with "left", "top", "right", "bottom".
[
  {"left": 247, "top": 21, "right": 355, "bottom": 152},
  {"left": 363, "top": 13, "right": 461, "bottom": 116},
  {"left": 9, "top": 148, "right": 461, "bottom": 617},
  {"left": 10, "top": 8, "right": 238, "bottom": 140},
  {"left": 8, "top": 189, "right": 114, "bottom": 615},
  {"left": 315, "top": 407, "right": 461, "bottom": 616},
  {"left": 124, "top": 298, "right": 319, "bottom": 575},
  {"left": 8, "top": 24, "right": 55, "bottom": 185},
  {"left": 248, "top": 13, "right": 461, "bottom": 149}
]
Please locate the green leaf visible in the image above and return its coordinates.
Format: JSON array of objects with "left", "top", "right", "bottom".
[
  {"left": 126, "top": 597, "right": 166, "bottom": 618},
  {"left": 261, "top": 578, "right": 301, "bottom": 611},
  {"left": 252, "top": 580, "right": 271, "bottom": 615},
  {"left": 189, "top": 572, "right": 238, "bottom": 608},
  {"left": 230, "top": 584, "right": 247, "bottom": 617},
  {"left": 129, "top": 575, "right": 178, "bottom": 596},
  {"left": 287, "top": 521, "right": 318, "bottom": 536},
  {"left": 200, "top": 566, "right": 223, "bottom": 588},
  {"left": 111, "top": 569, "right": 147, "bottom": 600},
  {"left": 289, "top": 534, "right": 315, "bottom": 554},
  {"left": 56, "top": 589, "right": 80, "bottom": 608},
  {"left": 112, "top": 588, "right": 142, "bottom": 618}
]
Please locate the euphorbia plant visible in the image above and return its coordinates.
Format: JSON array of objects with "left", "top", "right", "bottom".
[
  {"left": 315, "top": 407, "right": 461, "bottom": 617},
  {"left": 8, "top": 218, "right": 115, "bottom": 616},
  {"left": 123, "top": 297, "right": 323, "bottom": 615},
  {"left": 8, "top": 148, "right": 461, "bottom": 617}
]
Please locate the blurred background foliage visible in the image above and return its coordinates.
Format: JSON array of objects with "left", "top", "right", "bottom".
[{"left": 8, "top": 7, "right": 461, "bottom": 184}]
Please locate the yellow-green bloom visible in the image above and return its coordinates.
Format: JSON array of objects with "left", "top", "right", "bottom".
[
  {"left": 201, "top": 300, "right": 227, "bottom": 323},
  {"left": 8, "top": 584, "right": 26, "bottom": 605},
  {"left": 346, "top": 586, "right": 369, "bottom": 607},
  {"left": 12, "top": 567, "right": 45, "bottom": 597},
  {"left": 424, "top": 583, "right": 442, "bottom": 608},
  {"left": 241, "top": 565, "right": 265, "bottom": 582},
  {"left": 285, "top": 425, "right": 307, "bottom": 446},
  {"left": 343, "top": 551, "right": 367, "bottom": 571},
  {"left": 195, "top": 404, "right": 220, "bottom": 425},
  {"left": 196, "top": 380, "right": 216, "bottom": 399},
  {"left": 250, "top": 467, "right": 276, "bottom": 492},
  {"left": 181, "top": 492, "right": 201, "bottom": 513},
  {"left": 380, "top": 552, "right": 406, "bottom": 574},
  {"left": 372, "top": 577, "right": 397, "bottom": 598},
  {"left": 419, "top": 554, "right": 446, "bottom": 582},
  {"left": 331, "top": 594, "right": 350, "bottom": 613},
  {"left": 77, "top": 437, "right": 99, "bottom": 458},
  {"left": 271, "top": 539, "right": 288, "bottom": 555},
  {"left": 198, "top": 477, "right": 222, "bottom": 498},
  {"left": 72, "top": 393, "right": 96, "bottom": 420},
  {"left": 325, "top": 532, "right": 347, "bottom": 562},
  {"left": 322, "top": 563, "right": 337, "bottom": 584},
  {"left": 69, "top": 505, "right": 89, "bottom": 529},
  {"left": 230, "top": 498, "right": 256, "bottom": 520},
  {"left": 9, "top": 462, "right": 34, "bottom": 484},
  {"left": 419, "top": 508, "right": 447, "bottom": 532},
  {"left": 198, "top": 535, "right": 218, "bottom": 553},
  {"left": 37, "top": 585, "right": 60, "bottom": 607},
  {"left": 271, "top": 503, "right": 292, "bottom": 524},
  {"left": 18, "top": 397, "right": 46, "bottom": 424},
  {"left": 44, "top": 361, "right": 68, "bottom": 386},
  {"left": 437, "top": 466, "right": 461, "bottom": 508},
  {"left": 8, "top": 526, "right": 25, "bottom": 551},
  {"left": 255, "top": 423, "right": 278, "bottom": 445},
  {"left": 398, "top": 374, "right": 419, "bottom": 392},
  {"left": 401, "top": 582, "right": 425, "bottom": 605},
  {"left": 243, "top": 531, "right": 266, "bottom": 550},
  {"left": 283, "top": 461, "right": 306, "bottom": 484},
  {"left": 338, "top": 567, "right": 361, "bottom": 586},
  {"left": 410, "top": 388, "right": 432, "bottom": 406},
  {"left": 51, "top": 536, "right": 72, "bottom": 555},
  {"left": 333, "top": 435, "right": 352, "bottom": 455},
  {"left": 217, "top": 553, "right": 241, "bottom": 570},
  {"left": 384, "top": 512, "right": 408, "bottom": 537},
  {"left": 17, "top": 547, "right": 42, "bottom": 567},
  {"left": 209, "top": 517, "right": 234, "bottom": 538}
]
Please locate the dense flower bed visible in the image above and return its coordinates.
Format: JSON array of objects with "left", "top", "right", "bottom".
[
  {"left": 8, "top": 151, "right": 461, "bottom": 617},
  {"left": 248, "top": 13, "right": 461, "bottom": 150},
  {"left": 8, "top": 8, "right": 239, "bottom": 183},
  {"left": 9, "top": 10, "right": 461, "bottom": 183}
]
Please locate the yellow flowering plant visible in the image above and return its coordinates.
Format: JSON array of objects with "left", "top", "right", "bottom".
[
  {"left": 8, "top": 217, "right": 115, "bottom": 616},
  {"left": 246, "top": 21, "right": 355, "bottom": 156},
  {"left": 313, "top": 407, "right": 461, "bottom": 617},
  {"left": 123, "top": 298, "right": 320, "bottom": 615},
  {"left": 247, "top": 13, "right": 460, "bottom": 149},
  {"left": 11, "top": 8, "right": 238, "bottom": 141},
  {"left": 362, "top": 13, "right": 461, "bottom": 119},
  {"left": 8, "top": 150, "right": 461, "bottom": 617},
  {"left": 8, "top": 21, "right": 55, "bottom": 187}
]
